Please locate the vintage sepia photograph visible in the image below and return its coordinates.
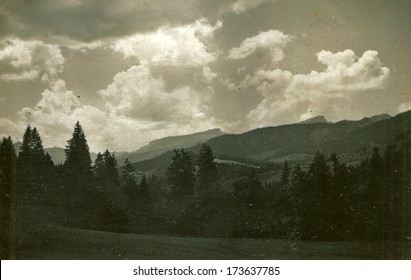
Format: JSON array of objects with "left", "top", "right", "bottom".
[{"left": 0, "top": 0, "right": 410, "bottom": 260}]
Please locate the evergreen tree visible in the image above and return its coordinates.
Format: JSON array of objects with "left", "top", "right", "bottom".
[
  {"left": 137, "top": 175, "right": 152, "bottom": 212},
  {"left": 328, "top": 153, "right": 349, "bottom": 239},
  {"left": 233, "top": 169, "right": 266, "bottom": 237},
  {"left": 102, "top": 150, "right": 119, "bottom": 189},
  {"left": 289, "top": 164, "right": 306, "bottom": 239},
  {"left": 64, "top": 121, "right": 92, "bottom": 189},
  {"left": 364, "top": 146, "right": 385, "bottom": 240},
  {"left": 16, "top": 125, "right": 51, "bottom": 203},
  {"left": 196, "top": 143, "right": 218, "bottom": 194},
  {"left": 122, "top": 158, "right": 138, "bottom": 208},
  {"left": 383, "top": 144, "right": 404, "bottom": 258},
  {"left": 277, "top": 160, "right": 294, "bottom": 238},
  {"left": 302, "top": 151, "right": 332, "bottom": 240},
  {"left": 166, "top": 149, "right": 195, "bottom": 197},
  {"left": 280, "top": 160, "right": 291, "bottom": 189},
  {"left": 0, "top": 137, "right": 16, "bottom": 259},
  {"left": 92, "top": 152, "right": 105, "bottom": 179}
]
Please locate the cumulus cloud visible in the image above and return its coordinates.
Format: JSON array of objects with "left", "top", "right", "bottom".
[
  {"left": 99, "top": 64, "right": 211, "bottom": 123},
  {"left": 291, "top": 50, "right": 390, "bottom": 93},
  {"left": 398, "top": 102, "right": 411, "bottom": 113},
  {"left": 12, "top": 78, "right": 150, "bottom": 151},
  {"left": 231, "top": 0, "right": 271, "bottom": 14},
  {"left": 0, "top": 117, "right": 25, "bottom": 141},
  {"left": 228, "top": 30, "right": 291, "bottom": 65},
  {"left": 243, "top": 49, "right": 390, "bottom": 127},
  {"left": 7, "top": 64, "right": 219, "bottom": 152},
  {"left": 0, "top": 38, "right": 65, "bottom": 82},
  {"left": 112, "top": 19, "right": 222, "bottom": 67}
]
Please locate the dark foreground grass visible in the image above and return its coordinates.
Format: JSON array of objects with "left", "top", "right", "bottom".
[{"left": 14, "top": 225, "right": 410, "bottom": 260}]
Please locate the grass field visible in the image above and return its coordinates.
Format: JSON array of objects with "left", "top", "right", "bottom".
[{"left": 15, "top": 226, "right": 410, "bottom": 260}]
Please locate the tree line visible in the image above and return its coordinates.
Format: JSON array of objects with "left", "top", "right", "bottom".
[{"left": 0, "top": 121, "right": 409, "bottom": 259}]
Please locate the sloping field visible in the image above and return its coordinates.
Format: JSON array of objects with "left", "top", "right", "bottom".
[{"left": 15, "top": 226, "right": 408, "bottom": 260}]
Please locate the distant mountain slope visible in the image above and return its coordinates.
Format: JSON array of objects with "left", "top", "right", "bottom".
[
  {"left": 129, "top": 111, "right": 410, "bottom": 174},
  {"left": 116, "top": 128, "right": 225, "bottom": 164},
  {"left": 206, "top": 113, "right": 396, "bottom": 159}
]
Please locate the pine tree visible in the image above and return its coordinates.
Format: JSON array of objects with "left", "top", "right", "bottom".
[
  {"left": 137, "top": 175, "right": 152, "bottom": 211},
  {"left": 280, "top": 160, "right": 291, "bottom": 189},
  {"left": 166, "top": 149, "right": 195, "bottom": 197},
  {"left": 102, "top": 150, "right": 119, "bottom": 188},
  {"left": 16, "top": 125, "right": 50, "bottom": 202},
  {"left": 233, "top": 169, "right": 266, "bottom": 238},
  {"left": 64, "top": 121, "right": 92, "bottom": 189},
  {"left": 365, "top": 146, "right": 385, "bottom": 240},
  {"left": 328, "top": 153, "right": 349, "bottom": 239},
  {"left": 92, "top": 152, "right": 105, "bottom": 179},
  {"left": 303, "top": 151, "right": 332, "bottom": 240},
  {"left": 196, "top": 143, "right": 218, "bottom": 193},
  {"left": 122, "top": 158, "right": 138, "bottom": 208},
  {"left": 0, "top": 137, "right": 16, "bottom": 259}
]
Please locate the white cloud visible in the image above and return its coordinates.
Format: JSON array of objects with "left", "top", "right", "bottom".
[
  {"left": 244, "top": 49, "right": 390, "bottom": 127},
  {"left": 99, "top": 64, "right": 211, "bottom": 123},
  {"left": 112, "top": 19, "right": 222, "bottom": 67},
  {"left": 202, "top": 66, "right": 217, "bottom": 83},
  {"left": 398, "top": 101, "right": 411, "bottom": 113},
  {"left": 0, "top": 70, "right": 40, "bottom": 82},
  {"left": 8, "top": 64, "right": 219, "bottom": 152},
  {"left": 0, "top": 38, "right": 65, "bottom": 82},
  {"left": 231, "top": 0, "right": 271, "bottom": 14},
  {"left": 291, "top": 50, "right": 390, "bottom": 93},
  {"left": 228, "top": 30, "right": 291, "bottom": 65},
  {"left": 0, "top": 117, "right": 25, "bottom": 141},
  {"left": 47, "top": 36, "right": 105, "bottom": 52}
]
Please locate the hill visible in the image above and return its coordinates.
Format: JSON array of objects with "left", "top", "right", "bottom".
[
  {"left": 128, "top": 112, "right": 409, "bottom": 175},
  {"left": 116, "top": 128, "right": 225, "bottom": 164}
]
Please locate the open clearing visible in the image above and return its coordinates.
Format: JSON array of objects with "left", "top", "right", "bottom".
[{"left": 15, "top": 226, "right": 410, "bottom": 260}]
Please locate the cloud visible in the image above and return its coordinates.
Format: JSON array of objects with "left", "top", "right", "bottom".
[
  {"left": 0, "top": 117, "right": 25, "bottom": 141},
  {"left": 9, "top": 64, "right": 219, "bottom": 152},
  {"left": 13, "top": 78, "right": 142, "bottom": 152},
  {"left": 228, "top": 30, "right": 291, "bottom": 65},
  {"left": 231, "top": 0, "right": 271, "bottom": 14},
  {"left": 0, "top": 38, "right": 65, "bottom": 82},
  {"left": 243, "top": 49, "right": 390, "bottom": 127},
  {"left": 0, "top": 0, "right": 222, "bottom": 41},
  {"left": 291, "top": 50, "right": 390, "bottom": 93},
  {"left": 317, "top": 49, "right": 356, "bottom": 69},
  {"left": 99, "top": 64, "right": 212, "bottom": 123},
  {"left": 112, "top": 19, "right": 222, "bottom": 67},
  {"left": 398, "top": 102, "right": 411, "bottom": 113},
  {"left": 202, "top": 66, "right": 217, "bottom": 83}
]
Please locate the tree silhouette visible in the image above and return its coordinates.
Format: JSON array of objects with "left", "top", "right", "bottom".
[
  {"left": 122, "top": 158, "right": 138, "bottom": 208},
  {"left": 166, "top": 149, "right": 195, "bottom": 197},
  {"left": 102, "top": 150, "right": 120, "bottom": 191},
  {"left": 64, "top": 121, "right": 92, "bottom": 190},
  {"left": 16, "top": 125, "right": 52, "bottom": 203},
  {"left": 0, "top": 137, "right": 16, "bottom": 259},
  {"left": 280, "top": 160, "right": 291, "bottom": 189},
  {"left": 196, "top": 143, "right": 218, "bottom": 195}
]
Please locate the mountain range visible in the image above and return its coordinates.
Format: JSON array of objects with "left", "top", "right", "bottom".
[
  {"left": 127, "top": 111, "right": 410, "bottom": 178},
  {"left": 12, "top": 111, "right": 410, "bottom": 171}
]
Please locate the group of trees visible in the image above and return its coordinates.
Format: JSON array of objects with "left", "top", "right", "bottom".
[
  {"left": 0, "top": 137, "right": 16, "bottom": 259},
  {"left": 0, "top": 121, "right": 409, "bottom": 259}
]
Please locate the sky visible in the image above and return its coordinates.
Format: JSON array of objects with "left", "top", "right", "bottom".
[{"left": 0, "top": 0, "right": 410, "bottom": 152}]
